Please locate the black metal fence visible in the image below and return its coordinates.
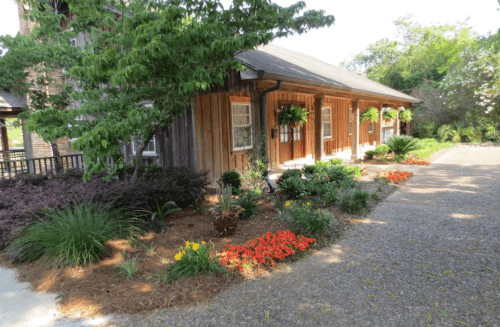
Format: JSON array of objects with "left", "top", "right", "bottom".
[
  {"left": 0, "top": 154, "right": 84, "bottom": 179},
  {"left": 0, "top": 149, "right": 26, "bottom": 162}
]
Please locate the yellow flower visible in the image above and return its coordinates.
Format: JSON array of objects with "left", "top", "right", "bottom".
[
  {"left": 306, "top": 202, "right": 311, "bottom": 206},
  {"left": 192, "top": 243, "right": 200, "bottom": 251},
  {"left": 174, "top": 252, "right": 182, "bottom": 261},
  {"left": 185, "top": 241, "right": 191, "bottom": 248},
  {"left": 317, "top": 208, "right": 321, "bottom": 212},
  {"left": 285, "top": 201, "right": 292, "bottom": 207},
  {"left": 201, "top": 241, "right": 207, "bottom": 245},
  {"left": 181, "top": 250, "right": 186, "bottom": 256}
]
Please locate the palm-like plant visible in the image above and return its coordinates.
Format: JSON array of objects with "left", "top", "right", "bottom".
[{"left": 385, "top": 135, "right": 422, "bottom": 160}]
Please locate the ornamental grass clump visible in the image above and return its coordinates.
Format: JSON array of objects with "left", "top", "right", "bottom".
[
  {"left": 210, "top": 185, "right": 242, "bottom": 236},
  {"left": 160, "top": 241, "right": 224, "bottom": 283},
  {"left": 219, "top": 230, "right": 315, "bottom": 271},
  {"left": 237, "top": 189, "right": 261, "bottom": 220},
  {"left": 8, "top": 201, "right": 139, "bottom": 266},
  {"left": 286, "top": 201, "right": 333, "bottom": 237},
  {"left": 385, "top": 135, "right": 422, "bottom": 161},
  {"left": 340, "top": 188, "right": 370, "bottom": 214}
]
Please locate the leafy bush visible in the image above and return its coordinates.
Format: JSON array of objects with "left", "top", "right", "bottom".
[
  {"left": 459, "top": 126, "right": 481, "bottom": 143},
  {"left": 279, "top": 169, "right": 302, "bottom": 181},
  {"left": 385, "top": 135, "right": 422, "bottom": 160},
  {"left": 340, "top": 189, "right": 370, "bottom": 214},
  {"left": 302, "top": 164, "right": 317, "bottom": 175},
  {"left": 399, "top": 109, "right": 412, "bottom": 122},
  {"left": 237, "top": 189, "right": 261, "bottom": 220},
  {"left": 0, "top": 167, "right": 207, "bottom": 251},
  {"left": 418, "top": 122, "right": 437, "bottom": 139},
  {"left": 160, "top": 241, "right": 224, "bottom": 283},
  {"left": 337, "top": 178, "right": 359, "bottom": 191},
  {"left": 8, "top": 201, "right": 139, "bottom": 265},
  {"left": 218, "top": 169, "right": 241, "bottom": 193},
  {"left": 437, "top": 124, "right": 459, "bottom": 142},
  {"left": 374, "top": 144, "right": 390, "bottom": 157},
  {"left": 278, "top": 176, "right": 308, "bottom": 199},
  {"left": 410, "top": 138, "right": 457, "bottom": 158},
  {"left": 318, "top": 184, "right": 340, "bottom": 206},
  {"left": 287, "top": 203, "right": 332, "bottom": 237},
  {"left": 483, "top": 124, "right": 499, "bottom": 142},
  {"left": 364, "top": 150, "right": 376, "bottom": 160}
]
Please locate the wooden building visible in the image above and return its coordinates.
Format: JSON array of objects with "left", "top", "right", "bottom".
[{"left": 183, "top": 45, "right": 420, "bottom": 183}]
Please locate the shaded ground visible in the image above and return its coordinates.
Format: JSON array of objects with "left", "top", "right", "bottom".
[{"left": 104, "top": 145, "right": 500, "bottom": 327}]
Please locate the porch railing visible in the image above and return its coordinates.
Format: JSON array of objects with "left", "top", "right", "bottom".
[
  {"left": 0, "top": 149, "right": 26, "bottom": 162},
  {"left": 0, "top": 154, "right": 84, "bottom": 179}
]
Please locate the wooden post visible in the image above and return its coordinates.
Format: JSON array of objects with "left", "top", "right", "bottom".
[
  {"left": 351, "top": 101, "right": 360, "bottom": 161},
  {"left": 314, "top": 96, "right": 324, "bottom": 162},
  {"left": 396, "top": 107, "right": 402, "bottom": 136},
  {"left": 0, "top": 117, "right": 10, "bottom": 158},
  {"left": 377, "top": 106, "right": 383, "bottom": 145}
]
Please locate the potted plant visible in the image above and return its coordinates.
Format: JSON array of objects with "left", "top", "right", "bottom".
[
  {"left": 209, "top": 185, "right": 243, "bottom": 237},
  {"left": 399, "top": 109, "right": 412, "bottom": 122},
  {"left": 277, "top": 104, "right": 309, "bottom": 128},
  {"left": 383, "top": 109, "right": 398, "bottom": 121},
  {"left": 359, "top": 107, "right": 379, "bottom": 124}
]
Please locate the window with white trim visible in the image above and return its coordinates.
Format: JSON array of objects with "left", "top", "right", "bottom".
[
  {"left": 293, "top": 127, "right": 301, "bottom": 141},
  {"left": 323, "top": 107, "right": 332, "bottom": 138},
  {"left": 232, "top": 102, "right": 252, "bottom": 150},
  {"left": 132, "top": 136, "right": 157, "bottom": 156}
]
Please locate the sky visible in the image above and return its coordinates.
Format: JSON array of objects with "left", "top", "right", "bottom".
[{"left": 1, "top": 0, "right": 499, "bottom": 65}]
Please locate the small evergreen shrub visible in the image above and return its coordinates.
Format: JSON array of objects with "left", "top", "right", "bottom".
[
  {"left": 279, "top": 169, "right": 302, "bottom": 181},
  {"left": 319, "top": 184, "right": 340, "bottom": 206},
  {"left": 8, "top": 201, "right": 139, "bottom": 265},
  {"left": 337, "top": 178, "right": 359, "bottom": 191},
  {"left": 278, "top": 176, "right": 308, "bottom": 199},
  {"left": 459, "top": 126, "right": 481, "bottom": 143},
  {"left": 364, "top": 150, "right": 376, "bottom": 160},
  {"left": 385, "top": 135, "right": 422, "bottom": 159},
  {"left": 302, "top": 164, "right": 317, "bottom": 175},
  {"left": 340, "top": 189, "right": 370, "bottom": 214},
  {"left": 218, "top": 169, "right": 241, "bottom": 193},
  {"left": 374, "top": 144, "right": 390, "bottom": 157},
  {"left": 437, "top": 124, "right": 458, "bottom": 142},
  {"left": 287, "top": 202, "right": 332, "bottom": 237},
  {"left": 237, "top": 190, "right": 261, "bottom": 220},
  {"left": 483, "top": 124, "right": 499, "bottom": 142}
]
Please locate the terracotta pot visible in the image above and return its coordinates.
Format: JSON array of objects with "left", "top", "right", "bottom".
[{"left": 288, "top": 121, "right": 301, "bottom": 129}]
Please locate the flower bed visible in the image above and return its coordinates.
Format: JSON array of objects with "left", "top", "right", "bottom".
[
  {"left": 218, "top": 230, "right": 315, "bottom": 271},
  {"left": 380, "top": 171, "right": 413, "bottom": 184},
  {"left": 403, "top": 159, "right": 429, "bottom": 165}
]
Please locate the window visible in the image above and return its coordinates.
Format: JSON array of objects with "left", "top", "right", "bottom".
[
  {"left": 323, "top": 107, "right": 332, "bottom": 138},
  {"left": 280, "top": 125, "right": 289, "bottom": 143},
  {"left": 132, "top": 136, "right": 157, "bottom": 156},
  {"left": 368, "top": 123, "right": 373, "bottom": 133},
  {"left": 349, "top": 110, "right": 353, "bottom": 135},
  {"left": 293, "top": 127, "right": 301, "bottom": 141},
  {"left": 232, "top": 102, "right": 252, "bottom": 150}
]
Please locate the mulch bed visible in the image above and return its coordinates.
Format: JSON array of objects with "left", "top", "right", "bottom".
[{"left": 0, "top": 191, "right": 292, "bottom": 317}]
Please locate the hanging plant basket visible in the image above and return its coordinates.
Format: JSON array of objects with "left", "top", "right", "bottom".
[
  {"left": 399, "top": 109, "right": 413, "bottom": 122},
  {"left": 383, "top": 109, "right": 398, "bottom": 121},
  {"left": 359, "top": 107, "right": 379, "bottom": 124},
  {"left": 277, "top": 104, "right": 309, "bottom": 127}
]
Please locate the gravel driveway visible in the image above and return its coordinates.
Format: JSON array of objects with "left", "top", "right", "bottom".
[{"left": 109, "top": 146, "right": 500, "bottom": 327}]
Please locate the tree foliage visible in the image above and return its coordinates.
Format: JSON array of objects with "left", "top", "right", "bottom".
[{"left": 0, "top": 0, "right": 334, "bottom": 181}]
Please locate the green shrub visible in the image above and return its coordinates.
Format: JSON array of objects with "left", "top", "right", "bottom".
[
  {"left": 437, "top": 124, "right": 459, "bottom": 142},
  {"left": 218, "top": 170, "right": 241, "bottom": 193},
  {"left": 305, "top": 172, "right": 330, "bottom": 195},
  {"left": 364, "top": 150, "right": 376, "bottom": 160},
  {"left": 385, "top": 135, "right": 422, "bottom": 160},
  {"left": 278, "top": 176, "right": 308, "bottom": 199},
  {"left": 337, "top": 178, "right": 359, "bottom": 191},
  {"left": 328, "top": 158, "right": 343, "bottom": 166},
  {"left": 418, "top": 122, "right": 437, "bottom": 138},
  {"left": 459, "top": 126, "right": 481, "bottom": 143},
  {"left": 342, "top": 165, "right": 362, "bottom": 178},
  {"left": 302, "top": 164, "right": 318, "bottom": 175},
  {"left": 340, "top": 189, "right": 370, "bottom": 214},
  {"left": 374, "top": 144, "right": 390, "bottom": 157},
  {"left": 279, "top": 169, "right": 302, "bottom": 181},
  {"left": 287, "top": 203, "right": 332, "bottom": 237},
  {"left": 237, "top": 190, "right": 261, "bottom": 220},
  {"left": 9, "top": 202, "right": 139, "bottom": 266},
  {"left": 160, "top": 241, "right": 224, "bottom": 283},
  {"left": 483, "top": 124, "right": 499, "bottom": 142},
  {"left": 319, "top": 184, "right": 340, "bottom": 206}
]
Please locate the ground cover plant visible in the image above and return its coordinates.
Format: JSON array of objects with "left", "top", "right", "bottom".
[{"left": 409, "top": 138, "right": 456, "bottom": 159}]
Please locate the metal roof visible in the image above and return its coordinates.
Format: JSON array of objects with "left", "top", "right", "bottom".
[
  {"left": 0, "top": 91, "right": 26, "bottom": 109},
  {"left": 235, "top": 44, "right": 420, "bottom": 104}
]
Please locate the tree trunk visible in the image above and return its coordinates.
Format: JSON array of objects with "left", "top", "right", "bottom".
[
  {"left": 51, "top": 141, "right": 62, "bottom": 173},
  {"left": 130, "top": 128, "right": 157, "bottom": 183}
]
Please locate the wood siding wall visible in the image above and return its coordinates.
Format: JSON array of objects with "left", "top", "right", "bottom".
[{"left": 323, "top": 97, "right": 351, "bottom": 154}]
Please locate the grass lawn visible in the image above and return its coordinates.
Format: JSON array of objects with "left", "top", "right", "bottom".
[{"left": 410, "top": 138, "right": 457, "bottom": 159}]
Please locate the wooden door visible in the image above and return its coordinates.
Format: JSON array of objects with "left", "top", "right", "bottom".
[{"left": 279, "top": 124, "right": 305, "bottom": 163}]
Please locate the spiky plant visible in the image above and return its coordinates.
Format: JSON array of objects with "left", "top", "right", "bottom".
[{"left": 385, "top": 135, "right": 422, "bottom": 159}]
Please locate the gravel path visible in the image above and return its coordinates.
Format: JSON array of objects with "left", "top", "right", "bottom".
[{"left": 101, "top": 146, "right": 500, "bottom": 326}]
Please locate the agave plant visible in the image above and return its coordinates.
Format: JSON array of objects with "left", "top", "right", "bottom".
[{"left": 385, "top": 135, "right": 422, "bottom": 160}]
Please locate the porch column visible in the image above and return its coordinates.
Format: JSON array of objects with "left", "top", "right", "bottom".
[
  {"left": 250, "top": 82, "right": 261, "bottom": 143},
  {"left": 0, "top": 117, "right": 9, "bottom": 158},
  {"left": 351, "top": 101, "right": 360, "bottom": 161},
  {"left": 377, "top": 106, "right": 383, "bottom": 145},
  {"left": 406, "top": 121, "right": 412, "bottom": 136},
  {"left": 396, "top": 106, "right": 402, "bottom": 136},
  {"left": 314, "top": 95, "right": 324, "bottom": 162}
]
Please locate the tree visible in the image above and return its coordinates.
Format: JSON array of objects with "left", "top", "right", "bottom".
[
  {"left": 341, "top": 17, "right": 476, "bottom": 93},
  {"left": 0, "top": 0, "right": 334, "bottom": 182}
]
